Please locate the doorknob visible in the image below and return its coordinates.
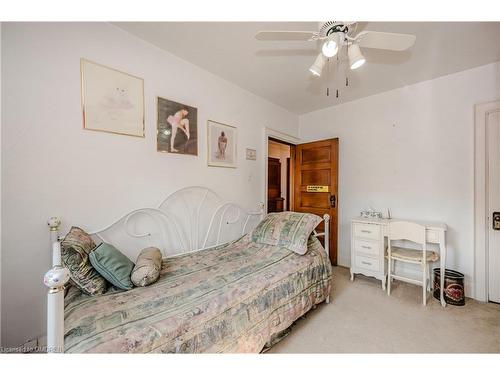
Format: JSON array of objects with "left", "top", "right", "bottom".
[
  {"left": 493, "top": 212, "right": 500, "bottom": 230},
  {"left": 329, "top": 194, "right": 336, "bottom": 208}
]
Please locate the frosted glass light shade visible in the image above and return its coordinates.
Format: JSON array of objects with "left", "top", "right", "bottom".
[
  {"left": 349, "top": 43, "right": 366, "bottom": 70},
  {"left": 309, "top": 53, "right": 326, "bottom": 76}
]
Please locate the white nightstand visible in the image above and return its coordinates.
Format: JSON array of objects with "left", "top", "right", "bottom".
[{"left": 350, "top": 217, "right": 387, "bottom": 290}]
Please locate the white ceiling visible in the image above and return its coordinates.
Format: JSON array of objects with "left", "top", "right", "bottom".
[{"left": 114, "top": 22, "right": 500, "bottom": 114}]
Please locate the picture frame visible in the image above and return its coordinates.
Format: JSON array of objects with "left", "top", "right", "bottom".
[
  {"left": 246, "top": 148, "right": 257, "bottom": 161},
  {"left": 157, "top": 96, "right": 198, "bottom": 155},
  {"left": 80, "top": 58, "right": 145, "bottom": 137},
  {"left": 207, "top": 120, "right": 237, "bottom": 168}
]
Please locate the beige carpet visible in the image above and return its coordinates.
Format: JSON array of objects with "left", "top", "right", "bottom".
[{"left": 269, "top": 266, "right": 500, "bottom": 353}]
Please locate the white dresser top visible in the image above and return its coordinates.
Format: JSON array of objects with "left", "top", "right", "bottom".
[{"left": 352, "top": 217, "right": 447, "bottom": 231}]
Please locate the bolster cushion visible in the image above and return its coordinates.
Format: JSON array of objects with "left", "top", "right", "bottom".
[{"left": 131, "top": 247, "right": 163, "bottom": 287}]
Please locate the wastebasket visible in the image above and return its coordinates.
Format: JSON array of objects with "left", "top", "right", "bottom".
[{"left": 433, "top": 268, "right": 465, "bottom": 306}]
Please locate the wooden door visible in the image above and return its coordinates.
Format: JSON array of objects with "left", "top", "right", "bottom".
[
  {"left": 268, "top": 157, "right": 284, "bottom": 213},
  {"left": 294, "top": 139, "right": 338, "bottom": 265},
  {"left": 488, "top": 110, "right": 500, "bottom": 303}
]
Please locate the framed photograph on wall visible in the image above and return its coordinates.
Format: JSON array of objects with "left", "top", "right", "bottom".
[
  {"left": 207, "top": 120, "right": 237, "bottom": 168},
  {"left": 81, "top": 58, "right": 144, "bottom": 137},
  {"left": 157, "top": 97, "right": 198, "bottom": 155}
]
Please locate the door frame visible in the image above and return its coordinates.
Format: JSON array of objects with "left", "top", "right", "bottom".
[
  {"left": 263, "top": 127, "right": 300, "bottom": 214},
  {"left": 474, "top": 100, "right": 500, "bottom": 302}
]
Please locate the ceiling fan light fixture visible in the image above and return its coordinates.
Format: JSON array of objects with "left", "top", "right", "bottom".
[
  {"left": 309, "top": 53, "right": 326, "bottom": 77},
  {"left": 321, "top": 40, "right": 338, "bottom": 58},
  {"left": 321, "top": 33, "right": 341, "bottom": 58},
  {"left": 348, "top": 43, "right": 365, "bottom": 70}
]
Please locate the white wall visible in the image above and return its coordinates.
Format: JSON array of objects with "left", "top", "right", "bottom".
[
  {"left": 299, "top": 62, "right": 500, "bottom": 297},
  {"left": 1, "top": 22, "right": 298, "bottom": 347}
]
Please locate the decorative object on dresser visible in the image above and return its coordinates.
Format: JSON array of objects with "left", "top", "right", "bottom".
[
  {"left": 157, "top": 96, "right": 198, "bottom": 155},
  {"left": 386, "top": 221, "right": 439, "bottom": 306},
  {"left": 350, "top": 217, "right": 448, "bottom": 306},
  {"left": 80, "top": 59, "right": 145, "bottom": 137},
  {"left": 360, "top": 208, "right": 383, "bottom": 218}
]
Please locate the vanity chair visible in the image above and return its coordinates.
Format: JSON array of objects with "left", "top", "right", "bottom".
[{"left": 387, "top": 221, "right": 439, "bottom": 305}]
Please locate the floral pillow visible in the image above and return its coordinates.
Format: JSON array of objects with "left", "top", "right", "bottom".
[
  {"left": 250, "top": 212, "right": 322, "bottom": 254},
  {"left": 61, "top": 227, "right": 107, "bottom": 295}
]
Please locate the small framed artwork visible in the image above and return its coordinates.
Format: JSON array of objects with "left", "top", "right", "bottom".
[
  {"left": 157, "top": 97, "right": 198, "bottom": 155},
  {"left": 207, "top": 120, "right": 237, "bottom": 168},
  {"left": 246, "top": 148, "right": 257, "bottom": 160},
  {"left": 81, "top": 58, "right": 144, "bottom": 137}
]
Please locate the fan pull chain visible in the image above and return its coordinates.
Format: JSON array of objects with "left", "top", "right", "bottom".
[
  {"left": 336, "top": 47, "right": 340, "bottom": 99},
  {"left": 326, "top": 58, "right": 330, "bottom": 96},
  {"left": 345, "top": 41, "right": 349, "bottom": 88}
]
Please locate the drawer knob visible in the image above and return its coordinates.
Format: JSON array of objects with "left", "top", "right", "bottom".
[
  {"left": 361, "top": 261, "right": 372, "bottom": 265},
  {"left": 361, "top": 245, "right": 371, "bottom": 249},
  {"left": 361, "top": 230, "right": 371, "bottom": 233}
]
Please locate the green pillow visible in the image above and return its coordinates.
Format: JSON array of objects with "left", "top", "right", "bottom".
[{"left": 89, "top": 242, "right": 135, "bottom": 290}]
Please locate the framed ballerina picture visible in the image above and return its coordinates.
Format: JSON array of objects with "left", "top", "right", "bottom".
[
  {"left": 207, "top": 120, "right": 237, "bottom": 168},
  {"left": 157, "top": 97, "right": 198, "bottom": 155},
  {"left": 81, "top": 59, "right": 145, "bottom": 137}
]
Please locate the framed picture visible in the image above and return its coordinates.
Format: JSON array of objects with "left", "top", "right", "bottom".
[
  {"left": 207, "top": 120, "right": 237, "bottom": 168},
  {"left": 246, "top": 148, "right": 257, "bottom": 160},
  {"left": 157, "top": 97, "right": 198, "bottom": 155},
  {"left": 81, "top": 59, "right": 144, "bottom": 137}
]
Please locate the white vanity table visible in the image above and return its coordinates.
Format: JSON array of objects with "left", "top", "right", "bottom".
[{"left": 350, "top": 217, "right": 448, "bottom": 307}]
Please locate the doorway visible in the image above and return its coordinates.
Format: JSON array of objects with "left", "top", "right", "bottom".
[
  {"left": 487, "top": 109, "right": 500, "bottom": 303},
  {"left": 265, "top": 133, "right": 339, "bottom": 266},
  {"left": 267, "top": 138, "right": 294, "bottom": 213},
  {"left": 474, "top": 100, "right": 500, "bottom": 303},
  {"left": 293, "top": 139, "right": 339, "bottom": 265}
]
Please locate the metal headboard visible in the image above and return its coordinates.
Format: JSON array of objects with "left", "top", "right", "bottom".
[{"left": 83, "top": 186, "right": 263, "bottom": 260}]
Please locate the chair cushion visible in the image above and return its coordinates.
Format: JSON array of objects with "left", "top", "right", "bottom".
[{"left": 389, "top": 246, "right": 439, "bottom": 263}]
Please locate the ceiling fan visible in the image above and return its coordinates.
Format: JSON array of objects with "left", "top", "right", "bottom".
[{"left": 255, "top": 22, "right": 416, "bottom": 77}]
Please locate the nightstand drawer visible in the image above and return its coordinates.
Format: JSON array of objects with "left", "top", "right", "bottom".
[
  {"left": 353, "top": 223, "right": 381, "bottom": 240},
  {"left": 355, "top": 255, "right": 380, "bottom": 272},
  {"left": 354, "top": 239, "right": 380, "bottom": 256}
]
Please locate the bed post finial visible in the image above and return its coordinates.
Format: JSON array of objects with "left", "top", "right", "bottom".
[
  {"left": 323, "top": 213, "right": 330, "bottom": 258},
  {"left": 48, "top": 216, "right": 61, "bottom": 231},
  {"left": 44, "top": 216, "right": 68, "bottom": 353},
  {"left": 259, "top": 202, "right": 265, "bottom": 220},
  {"left": 323, "top": 213, "right": 331, "bottom": 303}
]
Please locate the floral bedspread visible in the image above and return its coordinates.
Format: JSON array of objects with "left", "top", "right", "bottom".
[{"left": 63, "top": 235, "right": 332, "bottom": 353}]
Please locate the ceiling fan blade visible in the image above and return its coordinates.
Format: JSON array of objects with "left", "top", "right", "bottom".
[
  {"left": 356, "top": 31, "right": 416, "bottom": 51},
  {"left": 255, "top": 31, "right": 317, "bottom": 41}
]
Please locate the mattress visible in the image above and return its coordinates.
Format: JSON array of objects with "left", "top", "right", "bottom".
[{"left": 63, "top": 234, "right": 332, "bottom": 353}]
